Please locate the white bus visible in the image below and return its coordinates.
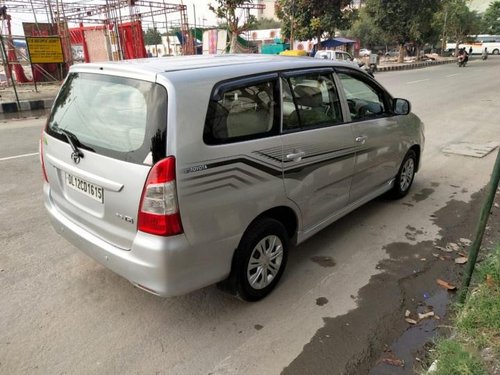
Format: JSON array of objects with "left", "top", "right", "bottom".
[{"left": 446, "top": 35, "right": 500, "bottom": 55}]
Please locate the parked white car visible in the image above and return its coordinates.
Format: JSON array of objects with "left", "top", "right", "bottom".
[
  {"left": 359, "top": 48, "right": 371, "bottom": 57},
  {"left": 314, "top": 50, "right": 360, "bottom": 67}
]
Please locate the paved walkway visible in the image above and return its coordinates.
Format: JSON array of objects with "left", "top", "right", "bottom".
[{"left": 0, "top": 57, "right": 457, "bottom": 114}]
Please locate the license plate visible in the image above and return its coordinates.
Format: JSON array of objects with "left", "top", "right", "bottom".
[{"left": 65, "top": 173, "right": 104, "bottom": 203}]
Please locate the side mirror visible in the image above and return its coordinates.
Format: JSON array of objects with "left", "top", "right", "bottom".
[{"left": 393, "top": 98, "right": 410, "bottom": 115}]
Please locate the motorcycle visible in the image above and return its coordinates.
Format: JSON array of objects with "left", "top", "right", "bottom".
[{"left": 457, "top": 54, "right": 467, "bottom": 67}]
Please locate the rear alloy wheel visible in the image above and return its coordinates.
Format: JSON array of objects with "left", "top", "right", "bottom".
[
  {"left": 218, "top": 218, "right": 288, "bottom": 301},
  {"left": 492, "top": 49, "right": 499, "bottom": 55},
  {"left": 388, "top": 150, "right": 417, "bottom": 199}
]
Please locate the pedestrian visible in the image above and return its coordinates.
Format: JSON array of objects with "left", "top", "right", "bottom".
[
  {"left": 482, "top": 47, "right": 488, "bottom": 60},
  {"left": 469, "top": 46, "right": 473, "bottom": 55}
]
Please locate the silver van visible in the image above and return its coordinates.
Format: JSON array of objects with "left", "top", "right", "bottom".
[{"left": 41, "top": 55, "right": 424, "bottom": 301}]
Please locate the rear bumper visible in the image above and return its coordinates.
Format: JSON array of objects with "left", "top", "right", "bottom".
[{"left": 43, "top": 184, "right": 236, "bottom": 297}]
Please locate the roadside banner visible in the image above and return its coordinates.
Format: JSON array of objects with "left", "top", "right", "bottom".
[{"left": 26, "top": 37, "right": 64, "bottom": 63}]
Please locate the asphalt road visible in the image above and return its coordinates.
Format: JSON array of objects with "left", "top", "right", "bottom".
[{"left": 1, "top": 56, "right": 499, "bottom": 375}]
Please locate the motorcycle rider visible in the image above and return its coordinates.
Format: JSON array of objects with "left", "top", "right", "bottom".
[{"left": 457, "top": 48, "right": 469, "bottom": 66}]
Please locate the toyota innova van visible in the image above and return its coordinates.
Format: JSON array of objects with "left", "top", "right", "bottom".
[{"left": 41, "top": 55, "right": 424, "bottom": 301}]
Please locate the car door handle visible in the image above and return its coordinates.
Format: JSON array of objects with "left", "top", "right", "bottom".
[
  {"left": 355, "top": 136, "right": 367, "bottom": 144},
  {"left": 286, "top": 151, "right": 306, "bottom": 161}
]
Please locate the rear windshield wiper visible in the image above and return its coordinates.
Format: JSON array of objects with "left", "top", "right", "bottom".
[
  {"left": 59, "top": 128, "right": 84, "bottom": 158},
  {"left": 51, "top": 122, "right": 87, "bottom": 158}
]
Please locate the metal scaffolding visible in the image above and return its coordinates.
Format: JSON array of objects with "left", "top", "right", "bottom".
[{"left": 3, "top": 0, "right": 195, "bottom": 55}]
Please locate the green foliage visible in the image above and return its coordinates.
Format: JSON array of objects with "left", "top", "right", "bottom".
[
  {"left": 349, "top": 7, "right": 393, "bottom": 47},
  {"left": 209, "top": 0, "right": 257, "bottom": 52},
  {"left": 366, "top": 0, "right": 440, "bottom": 42},
  {"left": 482, "top": 1, "right": 500, "bottom": 34},
  {"left": 435, "top": 0, "right": 481, "bottom": 44},
  {"left": 408, "top": 0, "right": 442, "bottom": 46},
  {"left": 253, "top": 17, "right": 282, "bottom": 30},
  {"left": 143, "top": 28, "right": 162, "bottom": 46},
  {"left": 429, "top": 340, "right": 488, "bottom": 375},
  {"left": 276, "top": 0, "right": 354, "bottom": 42}
]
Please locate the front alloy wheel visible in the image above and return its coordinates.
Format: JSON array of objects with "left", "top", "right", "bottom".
[
  {"left": 399, "top": 157, "right": 415, "bottom": 193},
  {"left": 388, "top": 149, "right": 417, "bottom": 199}
]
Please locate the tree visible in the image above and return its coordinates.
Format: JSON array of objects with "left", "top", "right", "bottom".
[
  {"left": 434, "top": 0, "right": 481, "bottom": 55},
  {"left": 276, "top": 0, "right": 354, "bottom": 48},
  {"left": 349, "top": 7, "right": 393, "bottom": 48},
  {"left": 209, "top": 0, "right": 257, "bottom": 53},
  {"left": 482, "top": 1, "right": 500, "bottom": 34},
  {"left": 143, "top": 28, "right": 162, "bottom": 46},
  {"left": 365, "top": 0, "right": 449, "bottom": 62},
  {"left": 407, "top": 0, "right": 442, "bottom": 57},
  {"left": 254, "top": 17, "right": 281, "bottom": 30}
]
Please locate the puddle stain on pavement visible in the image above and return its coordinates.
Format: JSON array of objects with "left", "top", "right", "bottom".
[
  {"left": 411, "top": 188, "right": 435, "bottom": 203},
  {"left": 310, "top": 256, "right": 336, "bottom": 268},
  {"left": 316, "top": 297, "right": 329, "bottom": 306}
]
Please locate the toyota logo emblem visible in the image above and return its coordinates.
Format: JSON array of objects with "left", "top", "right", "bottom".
[{"left": 71, "top": 151, "right": 81, "bottom": 164}]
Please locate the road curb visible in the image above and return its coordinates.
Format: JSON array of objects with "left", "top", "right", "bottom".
[
  {"left": 377, "top": 59, "right": 456, "bottom": 72},
  {"left": 0, "top": 98, "right": 54, "bottom": 114}
]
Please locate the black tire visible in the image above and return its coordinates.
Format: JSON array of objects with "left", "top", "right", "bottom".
[
  {"left": 218, "top": 218, "right": 289, "bottom": 301},
  {"left": 388, "top": 150, "right": 417, "bottom": 199},
  {"left": 492, "top": 49, "right": 499, "bottom": 55}
]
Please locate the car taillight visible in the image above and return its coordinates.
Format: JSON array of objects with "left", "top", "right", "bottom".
[
  {"left": 40, "top": 131, "right": 48, "bottom": 182},
  {"left": 138, "top": 156, "right": 183, "bottom": 236}
]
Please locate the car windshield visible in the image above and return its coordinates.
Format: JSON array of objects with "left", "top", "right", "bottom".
[{"left": 46, "top": 73, "right": 167, "bottom": 165}]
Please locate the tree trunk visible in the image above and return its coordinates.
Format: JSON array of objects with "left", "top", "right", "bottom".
[
  {"left": 229, "top": 32, "right": 238, "bottom": 53},
  {"left": 398, "top": 43, "right": 405, "bottom": 63}
]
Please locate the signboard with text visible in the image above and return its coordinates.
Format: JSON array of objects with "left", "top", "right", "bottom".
[{"left": 26, "top": 37, "right": 64, "bottom": 63}]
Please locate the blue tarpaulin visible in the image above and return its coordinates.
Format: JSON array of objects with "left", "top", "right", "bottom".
[{"left": 318, "top": 38, "right": 356, "bottom": 48}]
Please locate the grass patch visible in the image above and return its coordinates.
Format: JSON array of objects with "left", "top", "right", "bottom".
[
  {"left": 425, "top": 246, "right": 500, "bottom": 374},
  {"left": 430, "top": 339, "right": 488, "bottom": 375},
  {"left": 457, "top": 246, "right": 500, "bottom": 354}
]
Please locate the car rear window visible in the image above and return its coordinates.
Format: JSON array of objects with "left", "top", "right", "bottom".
[{"left": 46, "top": 72, "right": 167, "bottom": 165}]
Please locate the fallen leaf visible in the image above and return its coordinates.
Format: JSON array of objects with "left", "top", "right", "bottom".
[
  {"left": 405, "top": 309, "right": 411, "bottom": 317},
  {"left": 434, "top": 314, "right": 441, "bottom": 320},
  {"left": 494, "top": 203, "right": 499, "bottom": 208},
  {"left": 382, "top": 357, "right": 405, "bottom": 367},
  {"left": 420, "top": 258, "right": 427, "bottom": 261},
  {"left": 437, "top": 278, "right": 457, "bottom": 290},
  {"left": 405, "top": 318, "right": 418, "bottom": 325},
  {"left": 418, "top": 311, "right": 435, "bottom": 320},
  {"left": 458, "top": 251, "right": 467, "bottom": 257},
  {"left": 455, "top": 257, "right": 468, "bottom": 264},
  {"left": 432, "top": 253, "right": 440, "bottom": 258},
  {"left": 459, "top": 238, "right": 472, "bottom": 246},
  {"left": 447, "top": 243, "right": 460, "bottom": 251},
  {"left": 486, "top": 275, "right": 495, "bottom": 288}
]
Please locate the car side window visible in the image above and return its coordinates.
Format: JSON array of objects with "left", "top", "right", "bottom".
[
  {"left": 337, "top": 72, "right": 386, "bottom": 121},
  {"left": 282, "top": 72, "right": 343, "bottom": 131},
  {"left": 204, "top": 79, "right": 278, "bottom": 144}
]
